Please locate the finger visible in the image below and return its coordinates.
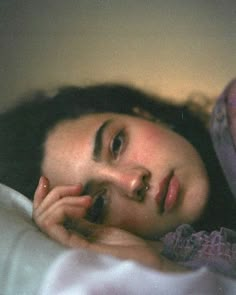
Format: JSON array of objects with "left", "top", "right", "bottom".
[
  {"left": 35, "top": 199, "right": 90, "bottom": 228},
  {"left": 47, "top": 223, "right": 90, "bottom": 249},
  {"left": 34, "top": 195, "right": 92, "bottom": 222},
  {"left": 37, "top": 204, "right": 90, "bottom": 249},
  {"left": 35, "top": 184, "right": 84, "bottom": 214},
  {"left": 36, "top": 204, "right": 93, "bottom": 246},
  {"left": 33, "top": 176, "right": 50, "bottom": 209},
  {"left": 35, "top": 199, "right": 99, "bottom": 242},
  {"left": 67, "top": 217, "right": 106, "bottom": 241},
  {"left": 35, "top": 204, "right": 86, "bottom": 232}
]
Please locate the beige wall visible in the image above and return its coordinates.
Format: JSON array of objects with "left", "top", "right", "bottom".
[{"left": 1, "top": 1, "right": 236, "bottom": 110}]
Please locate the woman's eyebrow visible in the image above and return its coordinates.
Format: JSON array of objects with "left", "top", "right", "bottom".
[{"left": 93, "top": 119, "right": 113, "bottom": 161}]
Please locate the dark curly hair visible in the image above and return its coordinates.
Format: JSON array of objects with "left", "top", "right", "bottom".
[{"left": 0, "top": 83, "right": 235, "bottom": 231}]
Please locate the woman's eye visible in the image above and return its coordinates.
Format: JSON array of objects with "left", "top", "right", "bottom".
[
  {"left": 111, "top": 130, "right": 125, "bottom": 159},
  {"left": 86, "top": 192, "right": 107, "bottom": 224}
]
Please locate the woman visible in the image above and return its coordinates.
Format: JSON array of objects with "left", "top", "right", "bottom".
[{"left": 1, "top": 82, "right": 236, "bottom": 273}]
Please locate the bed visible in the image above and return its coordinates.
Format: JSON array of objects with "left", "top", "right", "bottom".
[{"left": 1, "top": 79, "right": 236, "bottom": 294}]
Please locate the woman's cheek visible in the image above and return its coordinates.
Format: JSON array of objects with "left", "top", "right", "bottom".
[
  {"left": 107, "top": 204, "right": 141, "bottom": 232},
  {"left": 127, "top": 129, "right": 162, "bottom": 163}
]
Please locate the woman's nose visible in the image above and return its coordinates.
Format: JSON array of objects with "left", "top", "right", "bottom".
[{"left": 103, "top": 166, "right": 150, "bottom": 199}]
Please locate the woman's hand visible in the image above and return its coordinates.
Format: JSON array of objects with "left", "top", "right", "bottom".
[
  {"left": 33, "top": 176, "right": 93, "bottom": 248},
  {"left": 33, "top": 176, "right": 188, "bottom": 273}
]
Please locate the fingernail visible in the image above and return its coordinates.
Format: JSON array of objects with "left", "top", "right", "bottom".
[
  {"left": 38, "top": 176, "right": 43, "bottom": 186},
  {"left": 39, "top": 176, "right": 48, "bottom": 189},
  {"left": 74, "top": 183, "right": 83, "bottom": 190}
]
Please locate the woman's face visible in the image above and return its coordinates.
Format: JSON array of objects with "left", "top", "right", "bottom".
[{"left": 42, "top": 113, "right": 209, "bottom": 238}]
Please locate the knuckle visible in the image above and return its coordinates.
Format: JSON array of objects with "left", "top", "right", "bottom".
[
  {"left": 49, "top": 186, "right": 63, "bottom": 198},
  {"left": 39, "top": 218, "right": 51, "bottom": 229},
  {"left": 36, "top": 214, "right": 54, "bottom": 230}
]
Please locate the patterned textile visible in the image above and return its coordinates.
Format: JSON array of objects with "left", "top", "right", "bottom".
[
  {"left": 161, "top": 224, "right": 236, "bottom": 279},
  {"left": 161, "top": 79, "right": 236, "bottom": 279},
  {"left": 210, "top": 78, "right": 236, "bottom": 199}
]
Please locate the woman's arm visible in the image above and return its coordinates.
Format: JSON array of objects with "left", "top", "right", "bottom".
[{"left": 33, "top": 176, "right": 188, "bottom": 272}]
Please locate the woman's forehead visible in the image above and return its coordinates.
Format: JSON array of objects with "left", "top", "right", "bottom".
[
  {"left": 41, "top": 113, "right": 120, "bottom": 185},
  {"left": 44, "top": 114, "right": 109, "bottom": 153},
  {"left": 46, "top": 113, "right": 114, "bottom": 144}
]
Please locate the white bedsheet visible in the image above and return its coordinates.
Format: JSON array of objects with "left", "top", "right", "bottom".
[
  {"left": 39, "top": 250, "right": 236, "bottom": 295},
  {"left": 0, "top": 183, "right": 236, "bottom": 295}
]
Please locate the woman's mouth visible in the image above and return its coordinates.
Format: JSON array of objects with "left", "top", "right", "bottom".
[{"left": 155, "top": 172, "right": 180, "bottom": 214}]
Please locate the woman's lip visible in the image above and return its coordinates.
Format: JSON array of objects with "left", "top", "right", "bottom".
[
  {"left": 155, "top": 173, "right": 172, "bottom": 212},
  {"left": 155, "top": 173, "right": 180, "bottom": 213},
  {"left": 164, "top": 175, "right": 180, "bottom": 212}
]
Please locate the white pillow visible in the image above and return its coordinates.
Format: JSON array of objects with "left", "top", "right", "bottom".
[
  {"left": 0, "top": 183, "right": 66, "bottom": 295},
  {"left": 1, "top": 184, "right": 236, "bottom": 295}
]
